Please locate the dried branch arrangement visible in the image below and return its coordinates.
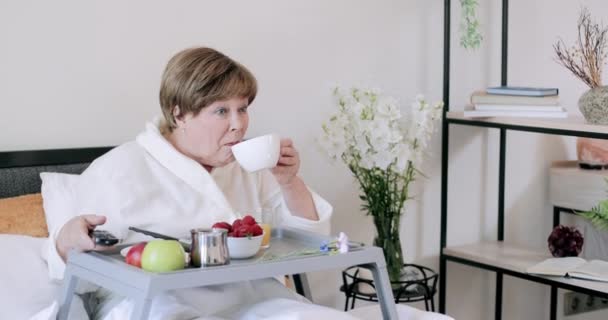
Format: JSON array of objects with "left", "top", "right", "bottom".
[{"left": 554, "top": 8, "right": 608, "bottom": 89}]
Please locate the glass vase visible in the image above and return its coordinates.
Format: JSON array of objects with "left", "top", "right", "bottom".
[{"left": 373, "top": 221, "right": 404, "bottom": 283}]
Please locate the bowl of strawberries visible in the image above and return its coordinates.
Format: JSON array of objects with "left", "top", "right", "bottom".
[{"left": 212, "top": 214, "right": 264, "bottom": 259}]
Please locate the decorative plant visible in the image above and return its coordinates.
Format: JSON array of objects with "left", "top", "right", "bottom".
[
  {"left": 319, "top": 87, "right": 442, "bottom": 282},
  {"left": 553, "top": 7, "right": 608, "bottom": 89},
  {"left": 578, "top": 201, "right": 608, "bottom": 230},
  {"left": 578, "top": 184, "right": 608, "bottom": 231},
  {"left": 459, "top": 0, "right": 483, "bottom": 49}
]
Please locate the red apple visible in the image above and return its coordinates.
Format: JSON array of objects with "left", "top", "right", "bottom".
[{"left": 125, "top": 242, "right": 147, "bottom": 268}]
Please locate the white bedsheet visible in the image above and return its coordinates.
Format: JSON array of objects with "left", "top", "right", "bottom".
[
  {"left": 33, "top": 298, "right": 361, "bottom": 320},
  {"left": 33, "top": 299, "right": 455, "bottom": 320},
  {"left": 348, "top": 304, "right": 455, "bottom": 320},
  {"left": 0, "top": 235, "right": 61, "bottom": 319}
]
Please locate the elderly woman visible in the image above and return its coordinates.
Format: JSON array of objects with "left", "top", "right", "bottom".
[{"left": 43, "top": 47, "right": 354, "bottom": 320}]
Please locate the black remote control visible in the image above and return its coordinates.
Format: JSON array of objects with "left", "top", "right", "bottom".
[{"left": 90, "top": 230, "right": 120, "bottom": 246}]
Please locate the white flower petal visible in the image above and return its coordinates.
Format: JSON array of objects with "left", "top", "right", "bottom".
[{"left": 320, "top": 87, "right": 441, "bottom": 188}]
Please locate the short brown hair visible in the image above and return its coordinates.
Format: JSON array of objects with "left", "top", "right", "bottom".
[{"left": 159, "top": 47, "right": 257, "bottom": 131}]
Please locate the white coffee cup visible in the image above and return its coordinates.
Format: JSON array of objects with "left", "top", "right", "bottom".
[{"left": 231, "top": 134, "right": 281, "bottom": 172}]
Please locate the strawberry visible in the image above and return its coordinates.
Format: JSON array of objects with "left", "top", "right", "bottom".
[
  {"left": 242, "top": 215, "right": 257, "bottom": 226},
  {"left": 250, "top": 224, "right": 263, "bottom": 236},
  {"left": 212, "top": 222, "right": 232, "bottom": 232},
  {"left": 232, "top": 218, "right": 242, "bottom": 231},
  {"left": 236, "top": 225, "right": 253, "bottom": 238}
]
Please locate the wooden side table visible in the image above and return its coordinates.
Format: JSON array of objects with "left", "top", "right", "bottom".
[{"left": 340, "top": 264, "right": 438, "bottom": 312}]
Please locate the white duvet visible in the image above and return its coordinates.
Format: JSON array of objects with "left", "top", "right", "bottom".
[
  {"left": 33, "top": 298, "right": 453, "bottom": 320},
  {"left": 33, "top": 298, "right": 454, "bottom": 320}
]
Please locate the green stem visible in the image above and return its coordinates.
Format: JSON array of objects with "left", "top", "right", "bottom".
[{"left": 347, "top": 153, "right": 416, "bottom": 283}]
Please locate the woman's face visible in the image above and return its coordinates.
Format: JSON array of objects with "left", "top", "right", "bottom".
[{"left": 174, "top": 97, "right": 250, "bottom": 168}]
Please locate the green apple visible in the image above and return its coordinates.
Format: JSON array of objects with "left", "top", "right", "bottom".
[{"left": 141, "top": 240, "right": 186, "bottom": 272}]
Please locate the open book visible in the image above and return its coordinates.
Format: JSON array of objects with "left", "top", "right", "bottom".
[{"left": 527, "top": 257, "right": 608, "bottom": 282}]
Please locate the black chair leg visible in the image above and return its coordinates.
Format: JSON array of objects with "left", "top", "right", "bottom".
[
  {"left": 430, "top": 296, "right": 435, "bottom": 312},
  {"left": 350, "top": 295, "right": 356, "bottom": 310},
  {"left": 343, "top": 295, "right": 350, "bottom": 311},
  {"left": 424, "top": 297, "right": 430, "bottom": 311}
]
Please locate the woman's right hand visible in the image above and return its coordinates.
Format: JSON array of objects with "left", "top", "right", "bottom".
[{"left": 56, "top": 214, "right": 107, "bottom": 262}]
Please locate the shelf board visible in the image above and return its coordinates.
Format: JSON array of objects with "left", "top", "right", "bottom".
[
  {"left": 446, "top": 111, "right": 608, "bottom": 139},
  {"left": 443, "top": 241, "right": 608, "bottom": 296}
]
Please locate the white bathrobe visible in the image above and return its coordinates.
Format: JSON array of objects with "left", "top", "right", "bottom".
[{"left": 40, "top": 119, "right": 357, "bottom": 320}]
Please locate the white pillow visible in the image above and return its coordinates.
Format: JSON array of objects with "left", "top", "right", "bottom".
[
  {"left": 0, "top": 234, "right": 61, "bottom": 319},
  {"left": 40, "top": 172, "right": 80, "bottom": 236}
]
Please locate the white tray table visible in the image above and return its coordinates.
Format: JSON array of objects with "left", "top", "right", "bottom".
[{"left": 57, "top": 227, "right": 398, "bottom": 319}]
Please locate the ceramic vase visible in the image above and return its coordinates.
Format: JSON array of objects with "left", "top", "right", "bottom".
[
  {"left": 576, "top": 137, "right": 608, "bottom": 169},
  {"left": 579, "top": 86, "right": 608, "bottom": 125}
]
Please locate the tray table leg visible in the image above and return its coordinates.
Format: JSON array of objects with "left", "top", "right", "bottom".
[
  {"left": 57, "top": 265, "right": 79, "bottom": 320},
  {"left": 292, "top": 273, "right": 314, "bottom": 302},
  {"left": 363, "top": 262, "right": 398, "bottom": 320},
  {"left": 132, "top": 297, "right": 152, "bottom": 320}
]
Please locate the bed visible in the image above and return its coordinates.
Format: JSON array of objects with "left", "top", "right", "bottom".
[{"left": 0, "top": 147, "right": 453, "bottom": 320}]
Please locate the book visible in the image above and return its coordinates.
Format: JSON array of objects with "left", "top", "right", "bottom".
[
  {"left": 471, "top": 91, "right": 559, "bottom": 105},
  {"left": 527, "top": 257, "right": 608, "bottom": 282},
  {"left": 463, "top": 107, "right": 568, "bottom": 119},
  {"left": 475, "top": 104, "right": 563, "bottom": 112},
  {"left": 486, "top": 86, "right": 559, "bottom": 97}
]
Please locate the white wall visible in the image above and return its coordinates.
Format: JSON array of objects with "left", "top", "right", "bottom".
[
  {"left": 2, "top": 0, "right": 608, "bottom": 319},
  {"left": 0, "top": 0, "right": 442, "bottom": 312}
]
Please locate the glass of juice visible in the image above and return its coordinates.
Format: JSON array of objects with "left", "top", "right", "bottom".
[{"left": 259, "top": 208, "right": 275, "bottom": 249}]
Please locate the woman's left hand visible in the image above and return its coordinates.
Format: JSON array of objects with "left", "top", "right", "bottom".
[{"left": 271, "top": 138, "right": 300, "bottom": 186}]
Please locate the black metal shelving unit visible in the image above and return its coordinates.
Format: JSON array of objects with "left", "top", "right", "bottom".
[{"left": 439, "top": 1, "right": 608, "bottom": 319}]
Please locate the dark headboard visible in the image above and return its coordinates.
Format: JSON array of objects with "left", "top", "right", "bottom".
[{"left": 0, "top": 147, "right": 113, "bottom": 198}]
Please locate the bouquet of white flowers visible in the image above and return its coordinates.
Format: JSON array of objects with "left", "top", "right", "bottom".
[{"left": 319, "top": 87, "right": 442, "bottom": 282}]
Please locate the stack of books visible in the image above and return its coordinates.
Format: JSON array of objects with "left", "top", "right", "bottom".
[{"left": 464, "top": 86, "right": 567, "bottom": 118}]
